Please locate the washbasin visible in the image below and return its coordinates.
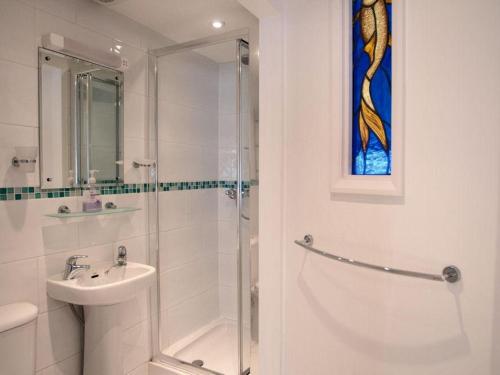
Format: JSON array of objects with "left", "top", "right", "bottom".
[
  {"left": 47, "top": 260, "right": 156, "bottom": 375},
  {"left": 47, "top": 261, "right": 156, "bottom": 306}
]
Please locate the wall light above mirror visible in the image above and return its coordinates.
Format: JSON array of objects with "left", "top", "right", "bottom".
[{"left": 39, "top": 48, "right": 124, "bottom": 189}]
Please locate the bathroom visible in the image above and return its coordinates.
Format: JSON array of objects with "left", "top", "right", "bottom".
[{"left": 0, "top": 0, "right": 499, "bottom": 375}]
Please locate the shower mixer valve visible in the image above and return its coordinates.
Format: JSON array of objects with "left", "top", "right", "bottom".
[{"left": 225, "top": 188, "right": 250, "bottom": 201}]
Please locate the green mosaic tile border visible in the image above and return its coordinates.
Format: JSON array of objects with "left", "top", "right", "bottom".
[
  {"left": 0, "top": 184, "right": 154, "bottom": 201},
  {"left": 158, "top": 180, "right": 220, "bottom": 191},
  {"left": 0, "top": 180, "right": 259, "bottom": 201}
]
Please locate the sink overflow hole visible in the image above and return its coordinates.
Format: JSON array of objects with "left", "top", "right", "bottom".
[{"left": 91, "top": 274, "right": 99, "bottom": 279}]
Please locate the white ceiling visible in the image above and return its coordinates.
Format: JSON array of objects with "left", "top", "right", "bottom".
[{"left": 104, "top": 0, "right": 258, "bottom": 47}]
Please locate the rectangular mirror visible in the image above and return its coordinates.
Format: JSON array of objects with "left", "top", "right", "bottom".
[{"left": 39, "top": 48, "right": 124, "bottom": 188}]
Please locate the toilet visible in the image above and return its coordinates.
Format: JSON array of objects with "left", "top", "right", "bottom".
[{"left": 0, "top": 302, "right": 38, "bottom": 375}]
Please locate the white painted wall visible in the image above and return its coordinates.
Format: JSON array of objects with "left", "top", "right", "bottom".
[
  {"left": 259, "top": 0, "right": 500, "bottom": 374},
  {"left": 258, "top": 5, "right": 285, "bottom": 375}
]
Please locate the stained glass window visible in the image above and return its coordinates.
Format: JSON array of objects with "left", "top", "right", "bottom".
[{"left": 352, "top": 0, "right": 392, "bottom": 175}]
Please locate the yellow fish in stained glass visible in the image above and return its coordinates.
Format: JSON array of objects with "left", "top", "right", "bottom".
[{"left": 355, "top": 0, "right": 391, "bottom": 152}]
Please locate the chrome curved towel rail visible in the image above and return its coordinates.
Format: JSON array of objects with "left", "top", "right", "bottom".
[{"left": 294, "top": 234, "right": 461, "bottom": 283}]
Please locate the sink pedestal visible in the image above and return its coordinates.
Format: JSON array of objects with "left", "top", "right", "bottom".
[
  {"left": 84, "top": 304, "right": 123, "bottom": 375},
  {"left": 47, "top": 262, "right": 156, "bottom": 375}
]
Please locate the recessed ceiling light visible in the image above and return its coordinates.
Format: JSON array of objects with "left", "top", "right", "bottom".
[{"left": 211, "top": 20, "right": 225, "bottom": 29}]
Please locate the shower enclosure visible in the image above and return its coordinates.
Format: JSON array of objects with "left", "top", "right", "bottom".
[{"left": 147, "top": 33, "right": 258, "bottom": 375}]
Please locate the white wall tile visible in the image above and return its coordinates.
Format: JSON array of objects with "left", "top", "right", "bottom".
[
  {"left": 125, "top": 91, "right": 147, "bottom": 140},
  {"left": 0, "top": 60, "right": 38, "bottom": 127},
  {"left": 219, "top": 148, "right": 237, "bottom": 180},
  {"left": 202, "top": 220, "right": 219, "bottom": 254},
  {"left": 188, "top": 189, "right": 219, "bottom": 224},
  {"left": 218, "top": 253, "right": 237, "bottom": 287},
  {"left": 36, "top": 305, "right": 81, "bottom": 370},
  {"left": 0, "top": 0, "right": 37, "bottom": 66},
  {"left": 77, "top": 216, "right": 126, "bottom": 248},
  {"left": 109, "top": 193, "right": 148, "bottom": 235},
  {"left": 158, "top": 142, "right": 218, "bottom": 182},
  {"left": 160, "top": 255, "right": 218, "bottom": 309},
  {"left": 123, "top": 48, "right": 148, "bottom": 96},
  {"left": 218, "top": 220, "right": 238, "bottom": 254},
  {"left": 200, "top": 148, "right": 219, "bottom": 181},
  {"left": 121, "top": 290, "right": 149, "bottom": 331},
  {"left": 219, "top": 113, "right": 237, "bottom": 148},
  {"left": 123, "top": 137, "right": 148, "bottom": 183},
  {"left": 218, "top": 188, "right": 237, "bottom": 221},
  {"left": 162, "top": 287, "right": 219, "bottom": 346},
  {"left": 158, "top": 100, "right": 218, "bottom": 147},
  {"left": 218, "top": 62, "right": 237, "bottom": 115},
  {"left": 158, "top": 190, "right": 189, "bottom": 231},
  {"left": 219, "top": 285, "right": 237, "bottom": 320},
  {"left": 158, "top": 225, "right": 204, "bottom": 272},
  {"left": 0, "top": 197, "right": 80, "bottom": 264},
  {"left": 75, "top": 0, "right": 143, "bottom": 49},
  {"left": 77, "top": 193, "right": 146, "bottom": 248},
  {"left": 218, "top": 62, "right": 236, "bottom": 85},
  {"left": 41, "top": 220, "right": 79, "bottom": 255},
  {"left": 38, "top": 353, "right": 80, "bottom": 375},
  {"left": 0, "top": 123, "right": 39, "bottom": 187},
  {"left": 76, "top": 215, "right": 138, "bottom": 248},
  {"left": 36, "top": 0, "right": 77, "bottom": 23},
  {"left": 158, "top": 52, "right": 219, "bottom": 111},
  {"left": 147, "top": 191, "right": 158, "bottom": 235},
  {"left": 122, "top": 320, "right": 151, "bottom": 374},
  {"left": 0, "top": 257, "right": 38, "bottom": 306},
  {"left": 35, "top": 9, "right": 113, "bottom": 56}
]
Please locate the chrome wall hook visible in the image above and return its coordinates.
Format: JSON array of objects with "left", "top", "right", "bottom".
[
  {"left": 57, "top": 205, "right": 71, "bottom": 214},
  {"left": 12, "top": 157, "right": 37, "bottom": 168}
]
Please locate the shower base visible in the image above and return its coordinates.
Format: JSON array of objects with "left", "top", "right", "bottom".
[{"left": 162, "top": 318, "right": 242, "bottom": 375}]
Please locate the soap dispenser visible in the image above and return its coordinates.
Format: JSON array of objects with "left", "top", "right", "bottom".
[{"left": 82, "top": 170, "right": 102, "bottom": 212}]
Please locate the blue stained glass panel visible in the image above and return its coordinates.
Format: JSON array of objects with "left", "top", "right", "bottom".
[{"left": 352, "top": 0, "right": 392, "bottom": 175}]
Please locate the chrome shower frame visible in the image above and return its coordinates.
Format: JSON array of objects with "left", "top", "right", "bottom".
[{"left": 148, "top": 30, "right": 254, "bottom": 375}]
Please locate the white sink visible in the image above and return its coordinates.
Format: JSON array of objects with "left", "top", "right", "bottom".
[
  {"left": 47, "top": 262, "right": 156, "bottom": 306},
  {"left": 46, "top": 261, "right": 156, "bottom": 375}
]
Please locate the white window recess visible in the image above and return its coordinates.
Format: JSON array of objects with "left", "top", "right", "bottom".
[{"left": 330, "top": 0, "right": 405, "bottom": 197}]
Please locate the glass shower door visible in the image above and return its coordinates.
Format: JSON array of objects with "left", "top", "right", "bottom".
[{"left": 152, "top": 38, "right": 255, "bottom": 375}]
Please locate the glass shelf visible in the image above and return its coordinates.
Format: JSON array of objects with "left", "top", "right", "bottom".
[{"left": 46, "top": 207, "right": 141, "bottom": 218}]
